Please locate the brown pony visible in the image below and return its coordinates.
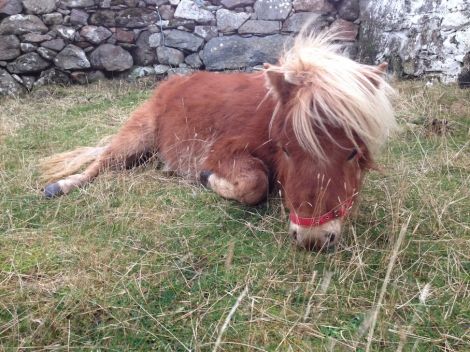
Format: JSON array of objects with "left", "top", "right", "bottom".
[{"left": 41, "top": 31, "right": 396, "bottom": 250}]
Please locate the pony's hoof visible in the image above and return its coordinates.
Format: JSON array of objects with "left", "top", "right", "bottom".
[
  {"left": 199, "top": 170, "right": 213, "bottom": 188},
  {"left": 44, "top": 183, "right": 63, "bottom": 198}
]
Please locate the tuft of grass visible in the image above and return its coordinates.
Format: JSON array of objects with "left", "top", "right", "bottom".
[{"left": 0, "top": 79, "right": 469, "bottom": 351}]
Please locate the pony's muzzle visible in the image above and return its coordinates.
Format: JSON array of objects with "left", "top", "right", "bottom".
[{"left": 289, "top": 219, "right": 342, "bottom": 251}]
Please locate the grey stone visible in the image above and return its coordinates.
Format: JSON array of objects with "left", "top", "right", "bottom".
[
  {"left": 153, "top": 64, "right": 170, "bottom": 74},
  {"left": 148, "top": 32, "right": 163, "bottom": 47},
  {"left": 174, "top": 0, "right": 214, "bottom": 24},
  {"left": 184, "top": 52, "right": 202, "bottom": 68},
  {"left": 61, "top": 0, "right": 96, "bottom": 7},
  {"left": 95, "top": 0, "right": 108, "bottom": 10},
  {"left": 80, "top": 25, "right": 112, "bottom": 44},
  {"left": 34, "top": 68, "right": 70, "bottom": 87},
  {"left": 148, "top": 0, "right": 168, "bottom": 4},
  {"left": 42, "top": 12, "right": 63, "bottom": 25},
  {"left": 167, "top": 66, "right": 192, "bottom": 76},
  {"left": 97, "top": 0, "right": 110, "bottom": 6},
  {"left": 54, "top": 44, "right": 90, "bottom": 69},
  {"left": 164, "top": 18, "right": 196, "bottom": 30},
  {"left": 132, "top": 30, "right": 156, "bottom": 65},
  {"left": 37, "top": 47, "right": 57, "bottom": 60},
  {"left": 22, "top": 75, "right": 35, "bottom": 90},
  {"left": 21, "top": 32, "right": 52, "bottom": 42},
  {"left": 55, "top": 25, "right": 76, "bottom": 40},
  {"left": 254, "top": 0, "right": 291, "bottom": 21},
  {"left": 74, "top": 42, "right": 92, "bottom": 51},
  {"left": 238, "top": 20, "right": 280, "bottom": 35},
  {"left": 0, "top": 0, "right": 22, "bottom": 17},
  {"left": 293, "top": 0, "right": 334, "bottom": 12},
  {"left": 441, "top": 11, "right": 470, "bottom": 31},
  {"left": 6, "top": 52, "right": 49, "bottom": 73},
  {"left": 216, "top": 9, "right": 250, "bottom": 33},
  {"left": 156, "top": 46, "right": 184, "bottom": 66},
  {"left": 338, "top": 0, "right": 359, "bottom": 21},
  {"left": 115, "top": 28, "right": 134, "bottom": 43},
  {"left": 155, "top": 19, "right": 169, "bottom": 28},
  {"left": 11, "top": 73, "right": 23, "bottom": 84},
  {"left": 22, "top": 0, "right": 57, "bottom": 14},
  {"left": 70, "top": 9, "right": 89, "bottom": 25},
  {"left": 115, "top": 8, "right": 157, "bottom": 28},
  {"left": 194, "top": 25, "right": 217, "bottom": 40},
  {"left": 70, "top": 70, "right": 105, "bottom": 84},
  {"left": 42, "top": 12, "right": 64, "bottom": 26},
  {"left": 0, "top": 35, "right": 20, "bottom": 60},
  {"left": 153, "top": 20, "right": 168, "bottom": 28},
  {"left": 0, "top": 14, "right": 48, "bottom": 35},
  {"left": 158, "top": 4, "right": 174, "bottom": 20},
  {"left": 281, "top": 12, "right": 325, "bottom": 33},
  {"left": 57, "top": 8, "right": 70, "bottom": 15},
  {"left": 164, "top": 29, "right": 204, "bottom": 52},
  {"left": 20, "top": 42, "right": 37, "bottom": 52},
  {"left": 41, "top": 38, "right": 65, "bottom": 51},
  {"left": 203, "top": 34, "right": 290, "bottom": 70},
  {"left": 106, "top": 36, "right": 117, "bottom": 45},
  {"left": 90, "top": 43, "right": 133, "bottom": 71},
  {"left": 220, "top": 0, "right": 255, "bottom": 10},
  {"left": 90, "top": 10, "right": 115, "bottom": 26},
  {"left": 0, "top": 68, "right": 24, "bottom": 96},
  {"left": 128, "top": 66, "right": 155, "bottom": 79}
]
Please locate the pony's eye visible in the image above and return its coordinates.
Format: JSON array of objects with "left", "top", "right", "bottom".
[
  {"left": 347, "top": 149, "right": 358, "bottom": 161},
  {"left": 282, "top": 146, "right": 290, "bottom": 157}
]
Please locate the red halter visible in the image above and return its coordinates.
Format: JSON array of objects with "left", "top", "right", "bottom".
[{"left": 289, "top": 199, "right": 354, "bottom": 227}]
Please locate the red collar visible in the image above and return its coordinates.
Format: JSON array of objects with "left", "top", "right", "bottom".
[{"left": 289, "top": 199, "right": 354, "bottom": 227}]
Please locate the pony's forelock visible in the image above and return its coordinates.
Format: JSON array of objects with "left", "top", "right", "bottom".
[{"left": 266, "top": 30, "right": 397, "bottom": 160}]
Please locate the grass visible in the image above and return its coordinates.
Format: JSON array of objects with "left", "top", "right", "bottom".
[{"left": 0, "top": 78, "right": 469, "bottom": 351}]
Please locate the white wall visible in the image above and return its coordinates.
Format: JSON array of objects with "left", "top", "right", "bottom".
[{"left": 359, "top": 0, "right": 470, "bottom": 83}]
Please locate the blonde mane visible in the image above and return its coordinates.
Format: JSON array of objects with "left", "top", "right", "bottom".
[{"left": 266, "top": 30, "right": 397, "bottom": 159}]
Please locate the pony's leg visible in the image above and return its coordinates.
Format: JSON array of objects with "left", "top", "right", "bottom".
[
  {"left": 44, "top": 105, "right": 157, "bottom": 198},
  {"left": 200, "top": 154, "right": 269, "bottom": 206}
]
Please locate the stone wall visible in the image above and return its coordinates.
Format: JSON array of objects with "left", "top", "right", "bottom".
[
  {"left": 358, "top": 0, "right": 470, "bottom": 85},
  {"left": 0, "top": 0, "right": 360, "bottom": 95}
]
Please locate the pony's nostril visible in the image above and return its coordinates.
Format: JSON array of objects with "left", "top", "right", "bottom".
[
  {"left": 291, "top": 230, "right": 298, "bottom": 240},
  {"left": 326, "top": 232, "right": 336, "bottom": 243}
]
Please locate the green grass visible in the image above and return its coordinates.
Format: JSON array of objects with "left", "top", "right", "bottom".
[{"left": 0, "top": 79, "right": 469, "bottom": 351}]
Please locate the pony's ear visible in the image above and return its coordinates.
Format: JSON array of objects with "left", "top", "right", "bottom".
[
  {"left": 376, "top": 62, "right": 388, "bottom": 75},
  {"left": 264, "top": 63, "right": 295, "bottom": 102},
  {"left": 366, "top": 62, "right": 389, "bottom": 88}
]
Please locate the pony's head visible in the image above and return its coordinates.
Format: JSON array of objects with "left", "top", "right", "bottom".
[{"left": 265, "top": 31, "right": 396, "bottom": 251}]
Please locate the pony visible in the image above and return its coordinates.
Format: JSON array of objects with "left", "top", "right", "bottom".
[{"left": 40, "top": 30, "right": 396, "bottom": 251}]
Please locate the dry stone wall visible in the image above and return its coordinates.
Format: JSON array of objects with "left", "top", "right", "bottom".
[
  {"left": 358, "top": 0, "right": 470, "bottom": 86},
  {"left": 0, "top": 0, "right": 360, "bottom": 95}
]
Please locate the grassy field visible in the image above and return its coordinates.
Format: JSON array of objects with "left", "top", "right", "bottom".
[{"left": 0, "top": 77, "right": 469, "bottom": 351}]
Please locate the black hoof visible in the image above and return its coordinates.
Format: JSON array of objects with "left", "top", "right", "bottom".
[
  {"left": 44, "top": 182, "right": 63, "bottom": 198},
  {"left": 199, "top": 170, "right": 213, "bottom": 188}
]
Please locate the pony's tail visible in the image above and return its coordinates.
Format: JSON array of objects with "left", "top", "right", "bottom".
[{"left": 39, "top": 136, "right": 111, "bottom": 183}]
